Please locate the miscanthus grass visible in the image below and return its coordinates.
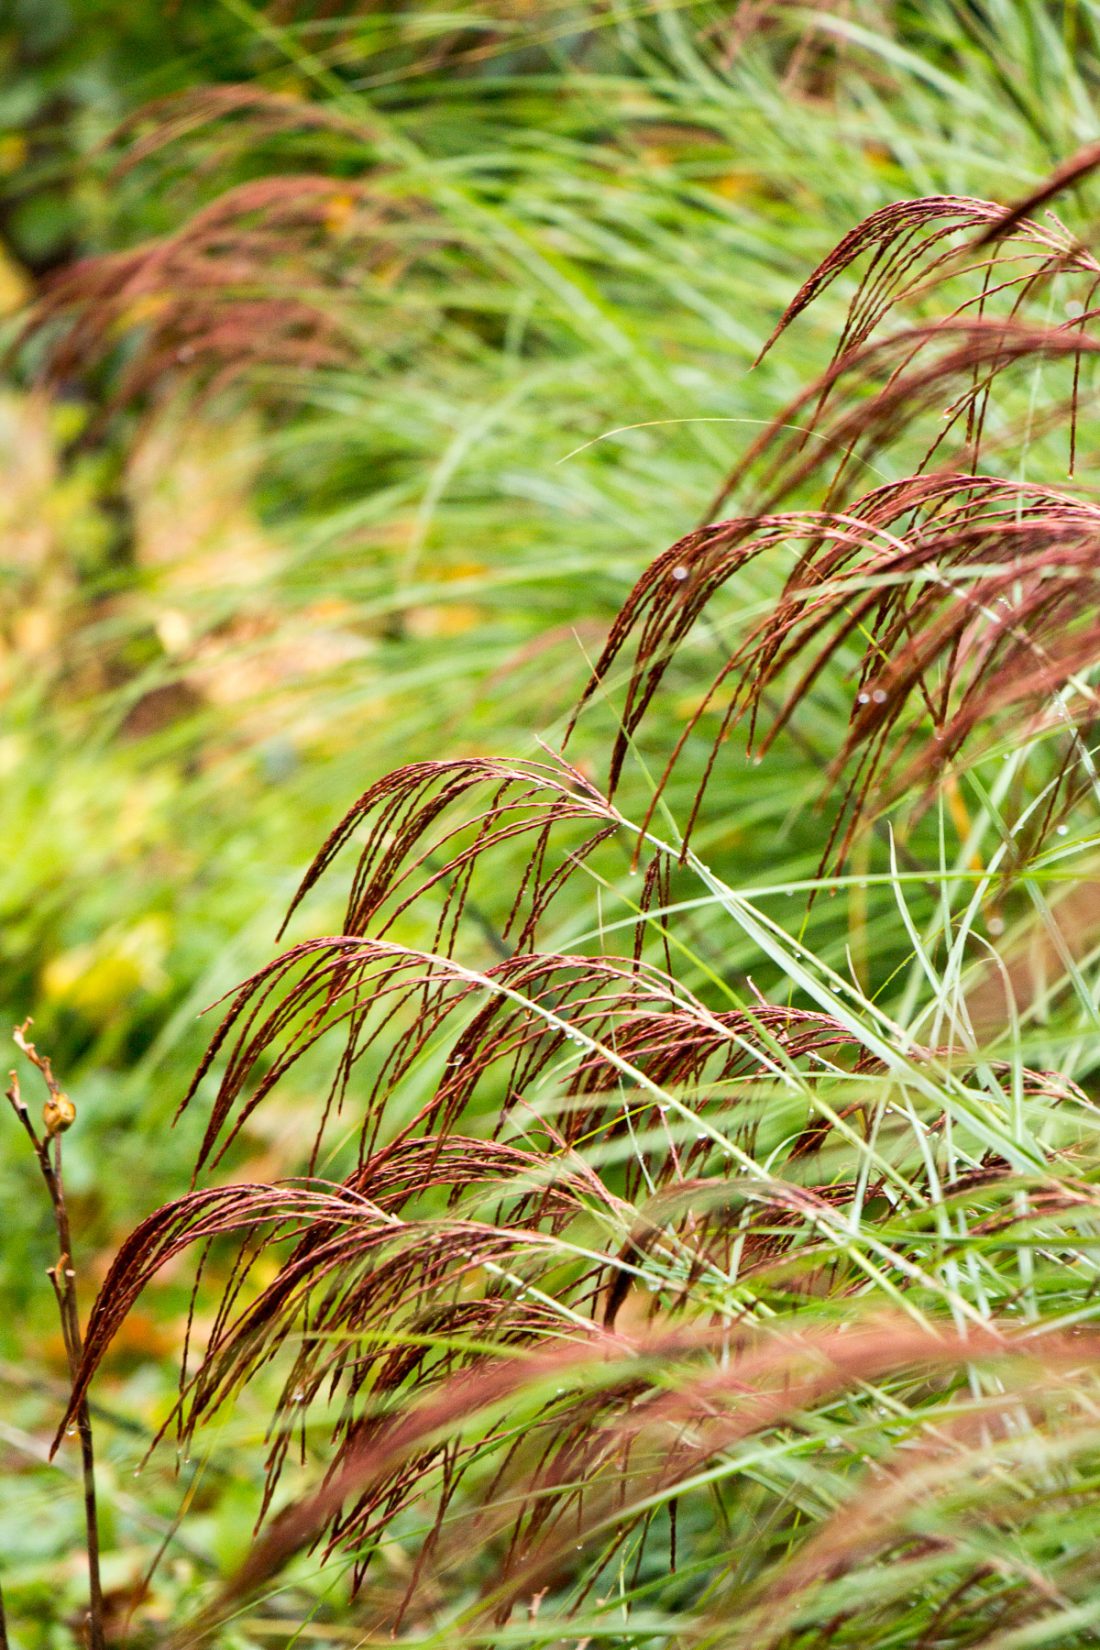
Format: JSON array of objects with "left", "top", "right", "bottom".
[{"left": 46, "top": 122, "right": 1100, "bottom": 1648}]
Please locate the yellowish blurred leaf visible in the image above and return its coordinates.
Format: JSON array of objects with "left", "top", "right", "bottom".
[
  {"left": 324, "top": 191, "right": 358, "bottom": 235},
  {"left": 0, "top": 240, "right": 29, "bottom": 314},
  {"left": 0, "top": 133, "right": 28, "bottom": 175},
  {"left": 41, "top": 916, "right": 172, "bottom": 1021},
  {"left": 114, "top": 293, "right": 170, "bottom": 332},
  {"left": 706, "top": 171, "right": 753, "bottom": 200},
  {"left": 406, "top": 602, "right": 484, "bottom": 639},
  {"left": 128, "top": 405, "right": 276, "bottom": 590},
  {"left": 11, "top": 604, "right": 61, "bottom": 658}
]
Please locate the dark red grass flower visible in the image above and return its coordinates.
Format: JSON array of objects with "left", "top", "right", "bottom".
[
  {"left": 573, "top": 197, "right": 1100, "bottom": 867},
  {"left": 26, "top": 175, "right": 430, "bottom": 405}
]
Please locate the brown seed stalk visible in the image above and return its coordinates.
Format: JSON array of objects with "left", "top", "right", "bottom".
[{"left": 5, "top": 1022, "right": 104, "bottom": 1650}]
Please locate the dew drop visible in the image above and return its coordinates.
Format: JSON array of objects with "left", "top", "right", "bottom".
[
  {"left": 1066, "top": 298, "right": 1085, "bottom": 319},
  {"left": 988, "top": 915, "right": 1006, "bottom": 936},
  {"left": 857, "top": 692, "right": 870, "bottom": 705},
  {"left": 1056, "top": 824, "right": 1069, "bottom": 836},
  {"left": 871, "top": 689, "right": 887, "bottom": 705},
  {"left": 65, "top": 1426, "right": 76, "bottom": 1438},
  {"left": 671, "top": 565, "right": 689, "bottom": 581}
]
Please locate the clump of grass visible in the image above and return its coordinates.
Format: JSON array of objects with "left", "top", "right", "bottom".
[
  {"left": 52, "top": 143, "right": 1100, "bottom": 1649},
  {"left": 4, "top": 1025, "right": 104, "bottom": 1650}
]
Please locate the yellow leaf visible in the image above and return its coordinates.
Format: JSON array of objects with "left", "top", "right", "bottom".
[
  {"left": 41, "top": 917, "right": 171, "bottom": 1021},
  {"left": 0, "top": 133, "right": 27, "bottom": 175},
  {"left": 324, "top": 192, "right": 358, "bottom": 235},
  {"left": 406, "top": 602, "right": 484, "bottom": 639}
]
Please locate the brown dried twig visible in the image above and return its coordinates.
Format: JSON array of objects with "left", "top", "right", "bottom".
[{"left": 5, "top": 1021, "right": 104, "bottom": 1650}]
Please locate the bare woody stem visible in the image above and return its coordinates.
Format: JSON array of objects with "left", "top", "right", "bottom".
[{"left": 6, "top": 1022, "right": 105, "bottom": 1650}]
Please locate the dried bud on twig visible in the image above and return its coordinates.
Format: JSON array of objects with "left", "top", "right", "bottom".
[
  {"left": 42, "top": 1090, "right": 76, "bottom": 1137},
  {"left": 13, "top": 1019, "right": 76, "bottom": 1135}
]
